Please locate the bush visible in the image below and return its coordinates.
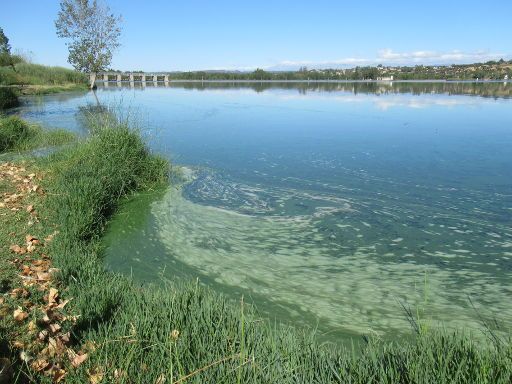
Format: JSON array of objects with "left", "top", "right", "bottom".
[
  {"left": 0, "top": 115, "right": 29, "bottom": 151},
  {"left": 0, "top": 87, "right": 18, "bottom": 109}
]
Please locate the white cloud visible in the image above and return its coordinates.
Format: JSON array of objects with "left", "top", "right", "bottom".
[
  {"left": 268, "top": 49, "right": 509, "bottom": 70},
  {"left": 377, "top": 49, "right": 507, "bottom": 64},
  {"left": 193, "top": 49, "right": 509, "bottom": 72},
  {"left": 279, "top": 58, "right": 371, "bottom": 66}
]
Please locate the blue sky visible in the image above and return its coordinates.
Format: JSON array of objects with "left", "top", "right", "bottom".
[{"left": 1, "top": 0, "right": 511, "bottom": 71}]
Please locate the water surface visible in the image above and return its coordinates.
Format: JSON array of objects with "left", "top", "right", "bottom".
[{"left": 16, "top": 82, "right": 512, "bottom": 340}]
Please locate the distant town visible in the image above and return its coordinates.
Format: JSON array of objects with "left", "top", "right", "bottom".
[{"left": 115, "top": 59, "right": 512, "bottom": 81}]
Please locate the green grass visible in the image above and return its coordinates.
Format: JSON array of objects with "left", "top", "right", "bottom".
[
  {"left": 0, "top": 62, "right": 88, "bottom": 98},
  {"left": 0, "top": 62, "right": 87, "bottom": 86},
  {"left": 0, "top": 116, "right": 30, "bottom": 151},
  {"left": 0, "top": 115, "right": 74, "bottom": 152},
  {"left": 1, "top": 114, "right": 511, "bottom": 383}
]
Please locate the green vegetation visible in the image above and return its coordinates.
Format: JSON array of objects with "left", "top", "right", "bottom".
[
  {"left": 0, "top": 62, "right": 87, "bottom": 88},
  {"left": 0, "top": 116, "right": 29, "bottom": 151},
  {"left": 142, "top": 59, "right": 512, "bottom": 81},
  {"left": 56, "top": 0, "right": 122, "bottom": 89},
  {"left": 0, "top": 26, "right": 87, "bottom": 97},
  {"left": 1, "top": 114, "right": 510, "bottom": 382},
  {"left": 0, "top": 115, "right": 74, "bottom": 152},
  {"left": 0, "top": 61, "right": 88, "bottom": 98}
]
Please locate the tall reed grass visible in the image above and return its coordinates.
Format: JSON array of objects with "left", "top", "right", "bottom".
[{"left": 0, "top": 62, "right": 87, "bottom": 86}]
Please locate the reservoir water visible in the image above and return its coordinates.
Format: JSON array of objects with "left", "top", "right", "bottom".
[{"left": 15, "top": 82, "right": 512, "bottom": 341}]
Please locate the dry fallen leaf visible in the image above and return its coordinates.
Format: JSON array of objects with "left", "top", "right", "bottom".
[
  {"left": 28, "top": 320, "right": 38, "bottom": 333},
  {"left": 13, "top": 340, "right": 24, "bottom": 349},
  {"left": 13, "top": 307, "right": 28, "bottom": 322},
  {"left": 47, "top": 337, "right": 58, "bottom": 356},
  {"left": 49, "top": 323, "right": 61, "bottom": 334},
  {"left": 38, "top": 330, "right": 49, "bottom": 342},
  {"left": 26, "top": 205, "right": 34, "bottom": 213},
  {"left": 10, "top": 288, "right": 29, "bottom": 298},
  {"left": 31, "top": 358, "right": 50, "bottom": 372},
  {"left": 10, "top": 245, "right": 26, "bottom": 255},
  {"left": 55, "top": 299, "right": 70, "bottom": 310},
  {"left": 48, "top": 288, "right": 59, "bottom": 306},
  {"left": 60, "top": 333, "right": 71, "bottom": 344},
  {"left": 71, "top": 353, "right": 88, "bottom": 368},
  {"left": 53, "top": 367, "right": 67, "bottom": 383},
  {"left": 36, "top": 272, "right": 51, "bottom": 281},
  {"left": 155, "top": 373, "right": 166, "bottom": 384},
  {"left": 26, "top": 234, "right": 37, "bottom": 243}
]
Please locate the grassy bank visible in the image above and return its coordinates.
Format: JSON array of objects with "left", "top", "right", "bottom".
[
  {"left": 0, "top": 62, "right": 88, "bottom": 99},
  {"left": 0, "top": 116, "right": 74, "bottom": 153},
  {"left": 1, "top": 116, "right": 511, "bottom": 383}
]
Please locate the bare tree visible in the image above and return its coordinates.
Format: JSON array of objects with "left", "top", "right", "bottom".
[{"left": 55, "top": 0, "right": 121, "bottom": 89}]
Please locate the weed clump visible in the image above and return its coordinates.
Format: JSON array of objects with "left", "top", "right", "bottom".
[
  {"left": 0, "top": 115, "right": 74, "bottom": 152},
  {"left": 0, "top": 116, "right": 29, "bottom": 151}
]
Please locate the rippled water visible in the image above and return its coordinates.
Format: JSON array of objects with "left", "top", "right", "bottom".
[{"left": 15, "top": 82, "right": 512, "bottom": 340}]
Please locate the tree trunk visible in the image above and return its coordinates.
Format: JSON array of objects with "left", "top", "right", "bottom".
[
  {"left": 92, "top": 89, "right": 100, "bottom": 106},
  {"left": 89, "top": 72, "right": 97, "bottom": 89}
]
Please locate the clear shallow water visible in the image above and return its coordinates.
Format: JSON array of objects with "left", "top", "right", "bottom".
[{"left": 15, "top": 82, "right": 512, "bottom": 340}]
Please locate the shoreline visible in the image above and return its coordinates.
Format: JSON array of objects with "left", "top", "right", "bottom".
[{"left": 94, "top": 79, "right": 512, "bottom": 84}]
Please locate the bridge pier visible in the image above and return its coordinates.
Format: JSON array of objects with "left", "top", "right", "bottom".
[{"left": 94, "top": 72, "right": 172, "bottom": 87}]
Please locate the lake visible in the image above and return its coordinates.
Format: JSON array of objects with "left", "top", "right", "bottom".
[{"left": 15, "top": 81, "right": 512, "bottom": 341}]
